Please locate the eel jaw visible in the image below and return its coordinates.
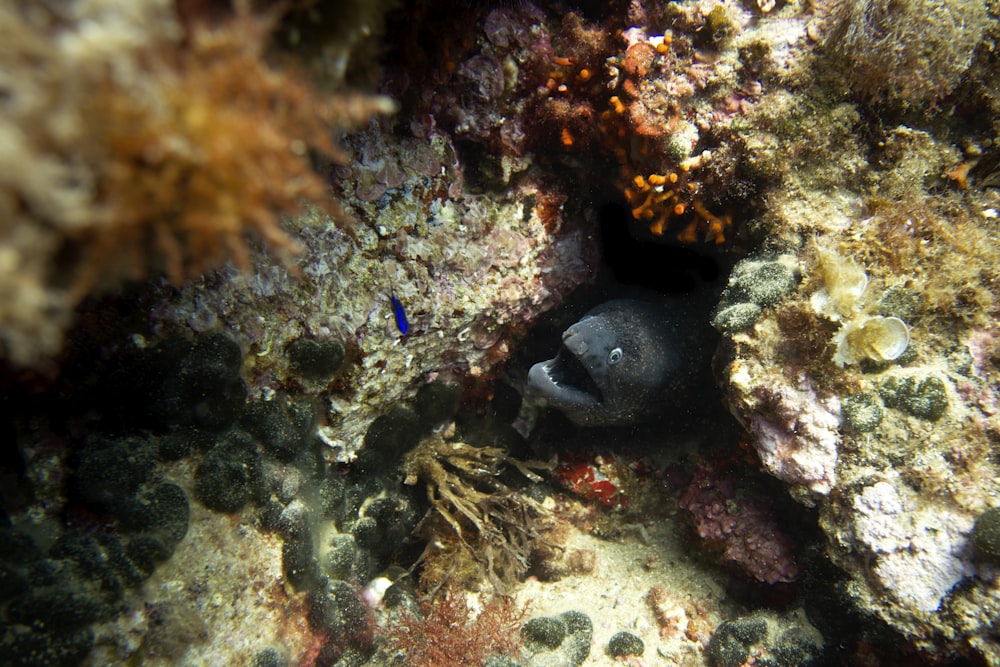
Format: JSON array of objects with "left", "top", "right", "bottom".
[{"left": 527, "top": 345, "right": 603, "bottom": 409}]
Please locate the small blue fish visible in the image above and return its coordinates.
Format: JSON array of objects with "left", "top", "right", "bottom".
[{"left": 390, "top": 292, "right": 409, "bottom": 335}]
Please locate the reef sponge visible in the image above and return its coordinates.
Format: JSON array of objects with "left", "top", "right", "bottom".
[
  {"left": 972, "top": 507, "right": 1000, "bottom": 563},
  {"left": 840, "top": 391, "right": 883, "bottom": 433},
  {"left": 879, "top": 374, "right": 949, "bottom": 421},
  {"left": 707, "top": 611, "right": 823, "bottom": 667},
  {"left": 0, "top": 0, "right": 392, "bottom": 365},
  {"left": 826, "top": 0, "right": 989, "bottom": 107},
  {"left": 712, "top": 255, "right": 801, "bottom": 333}
]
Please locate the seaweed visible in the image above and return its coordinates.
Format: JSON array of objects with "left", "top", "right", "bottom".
[
  {"left": 383, "top": 586, "right": 527, "bottom": 667},
  {"left": 402, "top": 434, "right": 553, "bottom": 594}
]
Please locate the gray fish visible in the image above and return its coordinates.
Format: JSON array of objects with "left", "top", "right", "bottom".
[{"left": 526, "top": 299, "right": 698, "bottom": 426}]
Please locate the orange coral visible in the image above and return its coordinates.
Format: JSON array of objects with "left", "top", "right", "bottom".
[
  {"left": 942, "top": 159, "right": 977, "bottom": 190},
  {"left": 75, "top": 6, "right": 392, "bottom": 289},
  {"left": 623, "top": 170, "right": 730, "bottom": 244},
  {"left": 600, "top": 40, "right": 732, "bottom": 245},
  {"left": 530, "top": 13, "right": 615, "bottom": 152}
]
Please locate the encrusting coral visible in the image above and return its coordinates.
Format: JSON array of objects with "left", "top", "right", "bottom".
[
  {"left": 714, "top": 60, "right": 1000, "bottom": 662},
  {"left": 0, "top": 0, "right": 392, "bottom": 366},
  {"left": 679, "top": 456, "right": 800, "bottom": 585}
]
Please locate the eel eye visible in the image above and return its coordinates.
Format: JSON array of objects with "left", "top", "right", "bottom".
[{"left": 608, "top": 347, "right": 623, "bottom": 365}]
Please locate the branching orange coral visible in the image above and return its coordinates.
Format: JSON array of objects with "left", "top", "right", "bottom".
[
  {"left": 599, "top": 25, "right": 736, "bottom": 246},
  {"left": 624, "top": 170, "right": 731, "bottom": 244}
]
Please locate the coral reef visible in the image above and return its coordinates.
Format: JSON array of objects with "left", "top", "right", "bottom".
[
  {"left": 150, "top": 105, "right": 595, "bottom": 460},
  {"left": 714, "top": 21, "right": 1000, "bottom": 661},
  {"left": 600, "top": 6, "right": 766, "bottom": 245},
  {"left": 824, "top": 0, "right": 989, "bottom": 106},
  {"left": 840, "top": 480, "right": 975, "bottom": 613},
  {"left": 728, "top": 368, "right": 842, "bottom": 496},
  {"left": 5, "top": 0, "right": 1000, "bottom": 665}
]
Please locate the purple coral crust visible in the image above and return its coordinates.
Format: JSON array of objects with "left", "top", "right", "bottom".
[{"left": 678, "top": 459, "right": 799, "bottom": 585}]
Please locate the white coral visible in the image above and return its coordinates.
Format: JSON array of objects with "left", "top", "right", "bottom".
[
  {"left": 850, "top": 479, "right": 974, "bottom": 612},
  {"left": 748, "top": 374, "right": 841, "bottom": 495}
]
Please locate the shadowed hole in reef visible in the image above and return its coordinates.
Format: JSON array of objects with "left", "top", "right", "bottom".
[
  {"left": 508, "top": 199, "right": 729, "bottom": 437},
  {"left": 598, "top": 201, "right": 722, "bottom": 296}
]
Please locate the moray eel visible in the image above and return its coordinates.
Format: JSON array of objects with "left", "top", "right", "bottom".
[{"left": 526, "top": 299, "right": 698, "bottom": 426}]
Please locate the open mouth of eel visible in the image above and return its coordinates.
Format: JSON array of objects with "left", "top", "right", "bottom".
[{"left": 530, "top": 344, "right": 603, "bottom": 407}]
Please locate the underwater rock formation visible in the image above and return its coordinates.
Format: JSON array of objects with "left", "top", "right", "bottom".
[
  {"left": 679, "top": 458, "right": 800, "bottom": 585},
  {"left": 825, "top": 0, "right": 989, "bottom": 106},
  {"left": 4, "top": 0, "right": 1000, "bottom": 665},
  {"left": 715, "top": 81, "right": 1000, "bottom": 666},
  {"left": 151, "top": 113, "right": 594, "bottom": 462}
]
